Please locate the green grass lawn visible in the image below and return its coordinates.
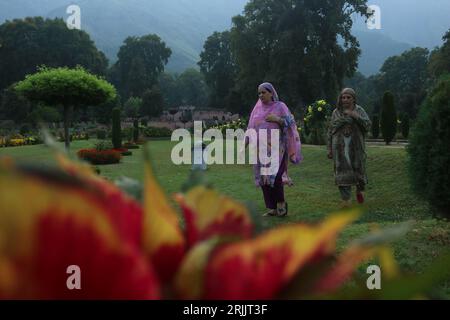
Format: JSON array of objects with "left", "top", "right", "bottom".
[{"left": 1, "top": 139, "right": 449, "bottom": 295}]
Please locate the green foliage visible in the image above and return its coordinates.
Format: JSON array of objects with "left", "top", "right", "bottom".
[
  {"left": 199, "top": 31, "right": 237, "bottom": 109},
  {"left": 133, "top": 120, "right": 139, "bottom": 143},
  {"left": 400, "top": 113, "right": 410, "bottom": 139},
  {"left": 95, "top": 140, "right": 113, "bottom": 151},
  {"left": 112, "top": 34, "right": 171, "bottom": 99},
  {"left": 376, "top": 47, "right": 429, "bottom": 118},
  {"left": 176, "top": 68, "right": 209, "bottom": 108},
  {"left": 303, "top": 100, "right": 333, "bottom": 145},
  {"left": 0, "top": 17, "right": 108, "bottom": 92},
  {"left": 143, "top": 127, "right": 172, "bottom": 138},
  {"left": 371, "top": 115, "right": 380, "bottom": 139},
  {"left": 111, "top": 107, "right": 122, "bottom": 149},
  {"left": 228, "top": 0, "right": 370, "bottom": 109},
  {"left": 158, "top": 72, "right": 182, "bottom": 107},
  {"left": 407, "top": 74, "right": 450, "bottom": 217},
  {"left": 225, "top": 89, "right": 244, "bottom": 115},
  {"left": 90, "top": 96, "right": 121, "bottom": 125},
  {"left": 428, "top": 29, "right": 450, "bottom": 79},
  {"left": 124, "top": 97, "right": 142, "bottom": 119},
  {"left": 14, "top": 66, "right": 116, "bottom": 149},
  {"left": 141, "top": 87, "right": 165, "bottom": 118},
  {"left": 381, "top": 91, "right": 397, "bottom": 144},
  {"left": 96, "top": 130, "right": 107, "bottom": 140},
  {"left": 15, "top": 66, "right": 116, "bottom": 108},
  {"left": 27, "top": 105, "right": 62, "bottom": 125},
  {"left": 0, "top": 85, "right": 32, "bottom": 123}
]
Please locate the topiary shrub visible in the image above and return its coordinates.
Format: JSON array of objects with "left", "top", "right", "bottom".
[
  {"left": 112, "top": 107, "right": 122, "bottom": 149},
  {"left": 407, "top": 74, "right": 450, "bottom": 217},
  {"left": 133, "top": 120, "right": 139, "bottom": 143},
  {"left": 381, "top": 91, "right": 397, "bottom": 145},
  {"left": 14, "top": 66, "right": 116, "bottom": 150}
]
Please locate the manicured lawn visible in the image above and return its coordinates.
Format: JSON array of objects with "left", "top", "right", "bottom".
[{"left": 1, "top": 139, "right": 449, "bottom": 295}]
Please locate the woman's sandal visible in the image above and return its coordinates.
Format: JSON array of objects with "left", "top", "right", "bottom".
[
  {"left": 277, "top": 202, "right": 288, "bottom": 217},
  {"left": 263, "top": 210, "right": 277, "bottom": 217}
]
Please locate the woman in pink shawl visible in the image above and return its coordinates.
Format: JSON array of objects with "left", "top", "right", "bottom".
[{"left": 246, "top": 82, "right": 302, "bottom": 217}]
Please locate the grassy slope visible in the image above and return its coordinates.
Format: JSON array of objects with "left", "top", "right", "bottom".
[{"left": 1, "top": 140, "right": 449, "bottom": 295}]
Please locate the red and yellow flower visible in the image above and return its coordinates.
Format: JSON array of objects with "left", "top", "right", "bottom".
[{"left": 0, "top": 150, "right": 392, "bottom": 299}]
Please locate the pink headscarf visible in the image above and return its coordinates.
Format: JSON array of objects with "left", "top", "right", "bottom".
[{"left": 258, "top": 82, "right": 279, "bottom": 101}]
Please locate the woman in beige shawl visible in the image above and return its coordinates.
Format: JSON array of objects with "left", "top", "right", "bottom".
[{"left": 327, "top": 88, "right": 371, "bottom": 207}]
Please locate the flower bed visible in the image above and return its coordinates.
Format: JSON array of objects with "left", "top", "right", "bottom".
[
  {"left": 0, "top": 134, "right": 43, "bottom": 147},
  {"left": 77, "top": 149, "right": 122, "bottom": 165},
  {"left": 303, "top": 99, "right": 333, "bottom": 145},
  {"left": 210, "top": 119, "right": 247, "bottom": 135}
]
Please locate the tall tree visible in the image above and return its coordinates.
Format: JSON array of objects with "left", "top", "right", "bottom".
[
  {"left": 375, "top": 47, "right": 429, "bottom": 118},
  {"left": 158, "top": 72, "right": 182, "bottom": 108},
  {"left": 199, "top": 31, "right": 237, "bottom": 109},
  {"left": 228, "top": 0, "right": 369, "bottom": 113},
  {"left": 0, "top": 17, "right": 108, "bottom": 92},
  {"left": 141, "top": 87, "right": 165, "bottom": 119},
  {"left": 124, "top": 97, "right": 142, "bottom": 120},
  {"left": 428, "top": 29, "right": 450, "bottom": 80},
  {"left": 112, "top": 35, "right": 171, "bottom": 99},
  {"left": 0, "top": 85, "right": 32, "bottom": 123},
  {"left": 408, "top": 74, "right": 450, "bottom": 217},
  {"left": 176, "top": 68, "right": 209, "bottom": 108}
]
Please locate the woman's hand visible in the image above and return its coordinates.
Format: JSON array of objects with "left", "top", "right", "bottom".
[
  {"left": 343, "top": 109, "right": 359, "bottom": 119},
  {"left": 327, "top": 149, "right": 333, "bottom": 159},
  {"left": 265, "top": 114, "right": 282, "bottom": 125}
]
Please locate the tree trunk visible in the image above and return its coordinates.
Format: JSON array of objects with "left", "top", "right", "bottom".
[{"left": 64, "top": 105, "right": 71, "bottom": 150}]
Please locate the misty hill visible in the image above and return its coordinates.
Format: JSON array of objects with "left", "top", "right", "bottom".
[
  {"left": 354, "top": 30, "right": 413, "bottom": 76},
  {"left": 352, "top": 0, "right": 450, "bottom": 49},
  {"left": 45, "top": 0, "right": 247, "bottom": 71}
]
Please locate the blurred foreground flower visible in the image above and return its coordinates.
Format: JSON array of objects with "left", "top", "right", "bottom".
[{"left": 0, "top": 149, "right": 449, "bottom": 299}]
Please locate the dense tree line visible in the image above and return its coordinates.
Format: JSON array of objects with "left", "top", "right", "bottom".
[{"left": 1, "top": 12, "right": 448, "bottom": 128}]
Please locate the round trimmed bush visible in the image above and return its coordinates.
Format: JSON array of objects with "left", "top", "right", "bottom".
[{"left": 407, "top": 74, "right": 450, "bottom": 217}]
